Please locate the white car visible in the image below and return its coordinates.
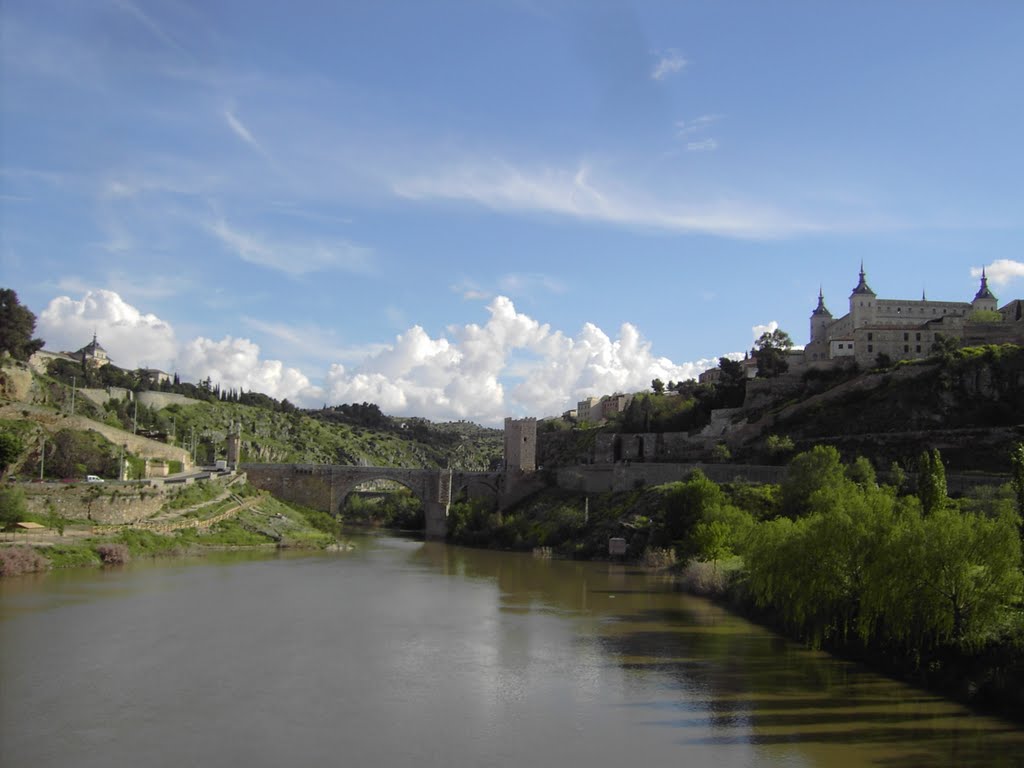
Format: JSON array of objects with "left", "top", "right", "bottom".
[{"left": 85, "top": 475, "right": 105, "bottom": 483}]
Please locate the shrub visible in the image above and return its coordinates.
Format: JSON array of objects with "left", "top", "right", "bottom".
[
  {"left": 679, "top": 559, "right": 731, "bottom": 597},
  {"left": 0, "top": 546, "right": 50, "bottom": 576},
  {"left": 95, "top": 542, "right": 131, "bottom": 565}
]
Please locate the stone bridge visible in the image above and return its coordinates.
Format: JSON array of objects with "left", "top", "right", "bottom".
[{"left": 242, "top": 463, "right": 504, "bottom": 539}]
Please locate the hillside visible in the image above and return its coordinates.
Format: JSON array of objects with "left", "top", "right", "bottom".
[
  {"left": 741, "top": 344, "right": 1024, "bottom": 471},
  {"left": 0, "top": 358, "right": 502, "bottom": 478},
  {"left": 535, "top": 344, "right": 1024, "bottom": 474}
]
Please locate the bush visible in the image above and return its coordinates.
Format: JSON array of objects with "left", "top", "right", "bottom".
[
  {"left": 0, "top": 546, "right": 50, "bottom": 576},
  {"left": 95, "top": 542, "right": 131, "bottom": 565}
]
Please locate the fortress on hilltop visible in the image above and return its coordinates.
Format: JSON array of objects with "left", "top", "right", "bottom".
[{"left": 802, "top": 264, "right": 1022, "bottom": 367}]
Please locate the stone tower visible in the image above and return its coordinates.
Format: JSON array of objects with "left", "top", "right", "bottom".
[
  {"left": 809, "top": 287, "right": 833, "bottom": 343},
  {"left": 849, "top": 262, "right": 877, "bottom": 329},
  {"left": 971, "top": 267, "right": 998, "bottom": 313},
  {"left": 503, "top": 417, "right": 537, "bottom": 473},
  {"left": 226, "top": 422, "right": 241, "bottom": 470}
]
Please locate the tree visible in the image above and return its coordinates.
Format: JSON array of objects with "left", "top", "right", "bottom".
[
  {"left": 917, "top": 449, "right": 948, "bottom": 516},
  {"left": 781, "top": 445, "right": 846, "bottom": 518},
  {"left": 1007, "top": 442, "right": 1024, "bottom": 544},
  {"left": 0, "top": 289, "right": 45, "bottom": 362},
  {"left": 651, "top": 378, "right": 665, "bottom": 395},
  {"left": 0, "top": 486, "right": 27, "bottom": 533},
  {"left": 0, "top": 429, "right": 23, "bottom": 476},
  {"left": 754, "top": 328, "right": 793, "bottom": 378},
  {"left": 45, "top": 501, "right": 65, "bottom": 537}
]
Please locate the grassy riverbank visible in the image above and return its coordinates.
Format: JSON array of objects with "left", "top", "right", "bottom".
[{"left": 0, "top": 484, "right": 340, "bottom": 576}]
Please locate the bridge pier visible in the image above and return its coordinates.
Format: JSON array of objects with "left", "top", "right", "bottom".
[{"left": 424, "top": 501, "right": 449, "bottom": 540}]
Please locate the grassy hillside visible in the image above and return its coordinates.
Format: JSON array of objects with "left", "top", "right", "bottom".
[{"left": 0, "top": 358, "right": 502, "bottom": 475}]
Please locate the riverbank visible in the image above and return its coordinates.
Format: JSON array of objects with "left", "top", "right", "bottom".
[
  {"left": 0, "top": 482, "right": 339, "bottom": 576},
  {"left": 445, "top": 475, "right": 1024, "bottom": 727}
]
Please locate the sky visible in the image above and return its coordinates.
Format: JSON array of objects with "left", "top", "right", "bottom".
[{"left": 2, "top": 1, "right": 1023, "bottom": 426}]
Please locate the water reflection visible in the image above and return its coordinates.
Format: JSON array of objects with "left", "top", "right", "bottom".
[
  {"left": 2, "top": 536, "right": 1021, "bottom": 768},
  {"left": 401, "top": 538, "right": 1024, "bottom": 768}
]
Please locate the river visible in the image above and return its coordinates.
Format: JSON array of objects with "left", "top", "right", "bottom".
[{"left": 2, "top": 536, "right": 1022, "bottom": 767}]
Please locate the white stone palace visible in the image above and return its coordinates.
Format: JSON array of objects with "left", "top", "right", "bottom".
[{"left": 803, "top": 264, "right": 1021, "bottom": 367}]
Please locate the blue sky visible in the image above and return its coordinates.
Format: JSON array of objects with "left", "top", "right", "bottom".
[{"left": 2, "top": 1, "right": 1022, "bottom": 425}]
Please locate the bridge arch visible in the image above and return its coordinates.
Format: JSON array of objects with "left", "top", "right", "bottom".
[{"left": 243, "top": 463, "right": 505, "bottom": 539}]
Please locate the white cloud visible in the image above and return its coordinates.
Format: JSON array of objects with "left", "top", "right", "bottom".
[
  {"left": 322, "top": 296, "right": 726, "bottom": 423},
  {"left": 32, "top": 290, "right": 744, "bottom": 425},
  {"left": 37, "top": 290, "right": 178, "bottom": 370},
  {"left": 178, "top": 336, "right": 321, "bottom": 403},
  {"left": 651, "top": 50, "right": 686, "bottom": 81},
  {"left": 751, "top": 320, "right": 779, "bottom": 342},
  {"left": 394, "top": 160, "right": 819, "bottom": 239},
  {"left": 207, "top": 218, "right": 373, "bottom": 276},
  {"left": 223, "top": 107, "right": 263, "bottom": 153},
  {"left": 242, "top": 316, "right": 387, "bottom": 364},
  {"left": 971, "top": 259, "right": 1024, "bottom": 287},
  {"left": 498, "top": 272, "right": 567, "bottom": 296},
  {"left": 686, "top": 139, "right": 718, "bottom": 152}
]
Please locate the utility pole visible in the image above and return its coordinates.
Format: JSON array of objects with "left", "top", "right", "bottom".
[
  {"left": 70, "top": 376, "right": 76, "bottom": 416},
  {"left": 39, "top": 435, "right": 45, "bottom": 481},
  {"left": 120, "top": 444, "right": 126, "bottom": 481},
  {"left": 133, "top": 398, "right": 138, "bottom": 434}
]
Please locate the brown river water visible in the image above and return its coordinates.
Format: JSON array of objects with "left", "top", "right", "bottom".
[{"left": 2, "top": 535, "right": 1022, "bottom": 767}]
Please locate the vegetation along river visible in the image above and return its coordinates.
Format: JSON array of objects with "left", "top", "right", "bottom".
[{"left": 2, "top": 535, "right": 1022, "bottom": 767}]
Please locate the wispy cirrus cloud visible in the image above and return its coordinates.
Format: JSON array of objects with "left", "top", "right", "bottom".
[
  {"left": 223, "top": 107, "right": 265, "bottom": 154},
  {"left": 499, "top": 272, "right": 567, "bottom": 296},
  {"left": 651, "top": 49, "right": 686, "bottom": 81},
  {"left": 676, "top": 114, "right": 722, "bottom": 152},
  {"left": 971, "top": 259, "right": 1024, "bottom": 287},
  {"left": 242, "top": 316, "right": 388, "bottom": 364},
  {"left": 207, "top": 218, "right": 374, "bottom": 276},
  {"left": 394, "top": 160, "right": 820, "bottom": 239}
]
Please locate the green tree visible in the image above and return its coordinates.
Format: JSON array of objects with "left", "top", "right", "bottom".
[
  {"left": 0, "top": 486, "right": 27, "bottom": 533},
  {"left": 692, "top": 520, "right": 732, "bottom": 566},
  {"left": 651, "top": 378, "right": 665, "bottom": 395},
  {"left": 0, "top": 429, "right": 23, "bottom": 476},
  {"left": 862, "top": 506, "right": 1022, "bottom": 648},
  {"left": 0, "top": 289, "right": 45, "bottom": 361},
  {"left": 781, "top": 445, "right": 846, "bottom": 518},
  {"left": 917, "top": 449, "right": 948, "bottom": 516},
  {"left": 1011, "top": 443, "right": 1024, "bottom": 528},
  {"left": 754, "top": 328, "right": 793, "bottom": 378},
  {"left": 45, "top": 501, "right": 65, "bottom": 537},
  {"left": 845, "top": 456, "right": 876, "bottom": 488}
]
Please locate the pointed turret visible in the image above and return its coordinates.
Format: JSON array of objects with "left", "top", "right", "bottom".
[
  {"left": 850, "top": 261, "right": 875, "bottom": 296},
  {"left": 812, "top": 286, "right": 831, "bottom": 316},
  {"left": 849, "top": 262, "right": 877, "bottom": 329},
  {"left": 810, "top": 286, "right": 833, "bottom": 344},
  {"left": 972, "top": 267, "right": 998, "bottom": 312}
]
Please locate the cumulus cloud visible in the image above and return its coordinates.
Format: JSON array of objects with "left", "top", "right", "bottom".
[
  {"left": 178, "top": 336, "right": 321, "bottom": 403},
  {"left": 323, "top": 296, "right": 724, "bottom": 423},
  {"left": 972, "top": 259, "right": 1024, "bottom": 287},
  {"left": 37, "top": 289, "right": 178, "bottom": 370},
  {"left": 751, "top": 320, "right": 780, "bottom": 342},
  {"left": 651, "top": 50, "right": 686, "bottom": 80},
  {"left": 33, "top": 289, "right": 738, "bottom": 425}
]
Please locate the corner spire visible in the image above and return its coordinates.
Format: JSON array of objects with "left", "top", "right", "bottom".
[
  {"left": 851, "top": 262, "right": 875, "bottom": 296},
  {"left": 812, "top": 285, "right": 831, "bottom": 316},
  {"left": 974, "top": 266, "right": 996, "bottom": 302}
]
